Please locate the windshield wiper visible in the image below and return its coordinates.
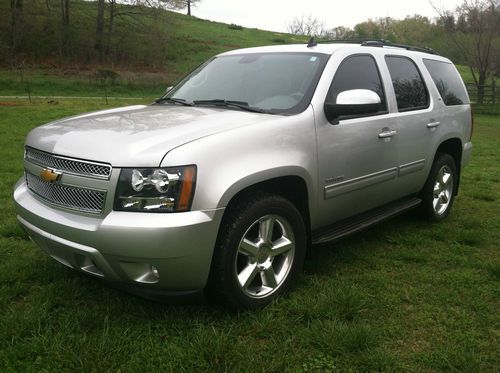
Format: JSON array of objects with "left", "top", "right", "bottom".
[
  {"left": 155, "top": 97, "right": 194, "bottom": 106},
  {"left": 192, "top": 99, "right": 267, "bottom": 113}
]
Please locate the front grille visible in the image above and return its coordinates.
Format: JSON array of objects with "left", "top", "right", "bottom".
[
  {"left": 25, "top": 147, "right": 111, "bottom": 179},
  {"left": 26, "top": 172, "right": 106, "bottom": 214}
]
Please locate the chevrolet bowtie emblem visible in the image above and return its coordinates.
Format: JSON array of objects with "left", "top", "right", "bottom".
[{"left": 40, "top": 168, "right": 62, "bottom": 183}]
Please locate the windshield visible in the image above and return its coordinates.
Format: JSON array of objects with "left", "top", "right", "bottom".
[{"left": 163, "top": 52, "right": 330, "bottom": 115}]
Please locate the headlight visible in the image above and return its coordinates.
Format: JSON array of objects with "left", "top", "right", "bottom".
[{"left": 114, "top": 166, "right": 196, "bottom": 212}]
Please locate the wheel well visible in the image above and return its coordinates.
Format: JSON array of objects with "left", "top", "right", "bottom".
[
  {"left": 436, "top": 138, "right": 462, "bottom": 193},
  {"left": 225, "top": 176, "right": 311, "bottom": 239}
]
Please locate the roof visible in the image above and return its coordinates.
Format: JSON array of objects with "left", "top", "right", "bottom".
[
  {"left": 219, "top": 43, "right": 354, "bottom": 56},
  {"left": 218, "top": 41, "right": 447, "bottom": 61}
]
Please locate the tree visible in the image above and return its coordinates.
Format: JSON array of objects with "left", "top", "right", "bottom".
[
  {"left": 353, "top": 18, "right": 397, "bottom": 41},
  {"left": 287, "top": 15, "right": 324, "bottom": 36},
  {"left": 105, "top": 0, "right": 144, "bottom": 57},
  {"left": 434, "top": 0, "right": 500, "bottom": 103},
  {"left": 169, "top": 0, "right": 201, "bottom": 16},
  {"left": 324, "top": 26, "right": 354, "bottom": 40}
]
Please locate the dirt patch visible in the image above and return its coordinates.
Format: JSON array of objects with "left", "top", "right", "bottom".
[{"left": 0, "top": 101, "right": 23, "bottom": 106}]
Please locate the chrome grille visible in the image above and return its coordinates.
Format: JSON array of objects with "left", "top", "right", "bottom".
[
  {"left": 25, "top": 147, "right": 111, "bottom": 179},
  {"left": 26, "top": 172, "right": 105, "bottom": 214}
]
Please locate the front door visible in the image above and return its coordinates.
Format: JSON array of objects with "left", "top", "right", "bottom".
[{"left": 315, "top": 54, "right": 399, "bottom": 226}]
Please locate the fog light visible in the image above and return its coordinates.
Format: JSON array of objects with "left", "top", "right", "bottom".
[
  {"left": 120, "top": 262, "right": 160, "bottom": 284},
  {"left": 151, "top": 265, "right": 159, "bottom": 279}
]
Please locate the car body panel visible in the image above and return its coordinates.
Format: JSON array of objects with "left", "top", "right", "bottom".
[{"left": 26, "top": 104, "right": 281, "bottom": 167}]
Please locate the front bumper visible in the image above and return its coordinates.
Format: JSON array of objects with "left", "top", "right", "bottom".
[{"left": 14, "top": 178, "right": 224, "bottom": 293}]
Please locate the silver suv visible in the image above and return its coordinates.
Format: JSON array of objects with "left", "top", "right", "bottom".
[{"left": 14, "top": 41, "right": 473, "bottom": 309}]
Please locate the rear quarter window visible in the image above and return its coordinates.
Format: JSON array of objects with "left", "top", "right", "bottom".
[{"left": 423, "top": 59, "right": 469, "bottom": 106}]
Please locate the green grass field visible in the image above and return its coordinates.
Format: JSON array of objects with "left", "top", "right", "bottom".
[{"left": 0, "top": 99, "right": 498, "bottom": 371}]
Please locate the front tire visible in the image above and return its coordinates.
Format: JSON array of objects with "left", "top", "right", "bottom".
[
  {"left": 420, "top": 153, "right": 458, "bottom": 220},
  {"left": 207, "top": 194, "right": 307, "bottom": 310}
]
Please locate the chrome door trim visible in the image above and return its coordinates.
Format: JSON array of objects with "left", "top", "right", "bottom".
[
  {"left": 398, "top": 159, "right": 425, "bottom": 176},
  {"left": 324, "top": 167, "right": 398, "bottom": 199}
]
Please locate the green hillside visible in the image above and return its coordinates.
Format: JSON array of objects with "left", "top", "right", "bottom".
[
  {"left": 0, "top": 0, "right": 309, "bottom": 99},
  {"left": 0, "top": 0, "right": 494, "bottom": 105}
]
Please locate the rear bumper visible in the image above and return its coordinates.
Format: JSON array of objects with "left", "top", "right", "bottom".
[
  {"left": 462, "top": 141, "right": 473, "bottom": 168},
  {"left": 14, "top": 178, "right": 224, "bottom": 293}
]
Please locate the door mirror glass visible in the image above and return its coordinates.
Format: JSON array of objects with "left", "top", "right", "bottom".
[{"left": 325, "top": 89, "right": 382, "bottom": 123}]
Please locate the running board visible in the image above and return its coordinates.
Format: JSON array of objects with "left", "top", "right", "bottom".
[{"left": 312, "top": 197, "right": 422, "bottom": 245}]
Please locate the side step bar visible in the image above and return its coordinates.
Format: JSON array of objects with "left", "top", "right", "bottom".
[{"left": 312, "top": 197, "right": 422, "bottom": 245}]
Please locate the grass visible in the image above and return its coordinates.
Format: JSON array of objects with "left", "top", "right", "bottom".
[
  {"left": 0, "top": 100, "right": 499, "bottom": 371},
  {"left": 0, "top": 69, "right": 165, "bottom": 100}
]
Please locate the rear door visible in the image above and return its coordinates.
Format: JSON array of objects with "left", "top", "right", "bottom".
[{"left": 382, "top": 55, "right": 435, "bottom": 197}]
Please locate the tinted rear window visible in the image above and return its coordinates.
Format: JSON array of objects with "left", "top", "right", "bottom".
[
  {"left": 423, "top": 59, "right": 469, "bottom": 105},
  {"left": 385, "top": 56, "right": 429, "bottom": 111}
]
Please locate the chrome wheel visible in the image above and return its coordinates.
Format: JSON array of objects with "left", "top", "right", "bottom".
[
  {"left": 234, "top": 214, "right": 295, "bottom": 298},
  {"left": 432, "top": 165, "right": 454, "bottom": 215}
]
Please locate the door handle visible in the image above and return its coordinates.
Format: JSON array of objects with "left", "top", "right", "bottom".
[
  {"left": 378, "top": 129, "right": 397, "bottom": 139},
  {"left": 427, "top": 121, "right": 441, "bottom": 128}
]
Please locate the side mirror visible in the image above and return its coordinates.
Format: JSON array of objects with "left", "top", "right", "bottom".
[{"left": 325, "top": 89, "right": 382, "bottom": 123}]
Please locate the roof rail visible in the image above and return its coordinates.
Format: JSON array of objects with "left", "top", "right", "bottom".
[
  {"left": 361, "top": 40, "right": 437, "bottom": 55},
  {"left": 306, "top": 38, "right": 438, "bottom": 55}
]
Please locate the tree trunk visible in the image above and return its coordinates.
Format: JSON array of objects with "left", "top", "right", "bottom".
[
  {"left": 60, "top": 0, "right": 70, "bottom": 55},
  {"left": 95, "top": 0, "right": 105, "bottom": 61},
  {"left": 10, "top": 0, "right": 23, "bottom": 51},
  {"left": 105, "top": 0, "right": 115, "bottom": 58},
  {"left": 187, "top": 0, "right": 191, "bottom": 16},
  {"left": 477, "top": 71, "right": 487, "bottom": 104},
  {"left": 63, "top": 0, "right": 69, "bottom": 26}
]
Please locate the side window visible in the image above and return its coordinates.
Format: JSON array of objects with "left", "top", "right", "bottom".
[
  {"left": 385, "top": 56, "right": 429, "bottom": 111},
  {"left": 329, "top": 55, "right": 387, "bottom": 114},
  {"left": 423, "top": 59, "right": 469, "bottom": 106}
]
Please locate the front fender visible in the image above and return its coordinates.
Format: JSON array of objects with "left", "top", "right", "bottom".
[
  {"left": 160, "top": 107, "right": 319, "bottom": 219},
  {"left": 217, "top": 166, "right": 314, "bottom": 208}
]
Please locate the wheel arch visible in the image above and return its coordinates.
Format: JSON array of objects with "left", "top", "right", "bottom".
[
  {"left": 434, "top": 137, "right": 463, "bottom": 194},
  {"left": 218, "top": 171, "right": 313, "bottom": 243}
]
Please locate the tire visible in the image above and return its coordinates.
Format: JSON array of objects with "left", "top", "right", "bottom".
[
  {"left": 420, "top": 153, "right": 458, "bottom": 220},
  {"left": 206, "top": 193, "right": 307, "bottom": 310}
]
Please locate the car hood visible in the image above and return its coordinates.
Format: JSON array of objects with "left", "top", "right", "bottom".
[{"left": 26, "top": 104, "right": 278, "bottom": 167}]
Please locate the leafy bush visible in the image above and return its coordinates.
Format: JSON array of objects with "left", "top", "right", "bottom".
[{"left": 228, "top": 24, "right": 243, "bottom": 30}]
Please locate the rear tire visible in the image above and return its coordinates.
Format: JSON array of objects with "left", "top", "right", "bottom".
[
  {"left": 206, "top": 194, "right": 306, "bottom": 310},
  {"left": 420, "top": 153, "right": 458, "bottom": 220}
]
